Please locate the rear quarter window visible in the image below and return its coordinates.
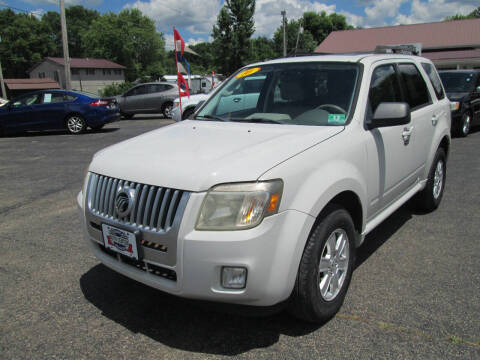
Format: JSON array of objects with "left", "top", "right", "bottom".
[{"left": 421, "top": 63, "right": 445, "bottom": 100}]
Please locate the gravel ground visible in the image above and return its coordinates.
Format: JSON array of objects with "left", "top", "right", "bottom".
[{"left": 1, "top": 117, "right": 479, "bottom": 359}]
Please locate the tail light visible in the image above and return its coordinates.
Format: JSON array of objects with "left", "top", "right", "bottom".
[{"left": 90, "top": 99, "right": 109, "bottom": 107}]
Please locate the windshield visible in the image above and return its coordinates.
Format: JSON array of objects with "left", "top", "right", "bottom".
[
  {"left": 196, "top": 62, "right": 360, "bottom": 126},
  {"left": 439, "top": 72, "right": 476, "bottom": 93}
]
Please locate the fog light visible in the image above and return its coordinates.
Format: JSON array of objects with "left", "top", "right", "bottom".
[{"left": 221, "top": 267, "right": 247, "bottom": 289}]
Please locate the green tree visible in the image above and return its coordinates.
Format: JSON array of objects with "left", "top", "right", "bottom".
[
  {"left": 445, "top": 6, "right": 480, "bottom": 20},
  {"left": 248, "top": 37, "right": 277, "bottom": 63},
  {"left": 273, "top": 11, "right": 352, "bottom": 56},
  {"left": 212, "top": 0, "right": 255, "bottom": 75},
  {"left": 0, "top": 10, "right": 57, "bottom": 78},
  {"left": 82, "top": 9, "right": 167, "bottom": 81}
]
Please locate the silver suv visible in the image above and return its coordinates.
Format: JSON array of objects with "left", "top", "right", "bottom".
[
  {"left": 115, "top": 82, "right": 178, "bottom": 119},
  {"left": 78, "top": 49, "right": 450, "bottom": 323}
]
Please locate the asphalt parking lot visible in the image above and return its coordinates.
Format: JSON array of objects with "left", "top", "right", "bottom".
[{"left": 0, "top": 115, "right": 479, "bottom": 359}]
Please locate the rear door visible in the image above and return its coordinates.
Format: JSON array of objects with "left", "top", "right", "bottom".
[
  {"left": 143, "top": 84, "right": 164, "bottom": 111},
  {"left": 123, "top": 85, "right": 147, "bottom": 112},
  {"left": 473, "top": 74, "right": 480, "bottom": 123}
]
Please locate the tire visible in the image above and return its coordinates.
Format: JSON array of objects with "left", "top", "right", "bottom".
[
  {"left": 162, "top": 102, "right": 173, "bottom": 119},
  {"left": 122, "top": 113, "right": 134, "bottom": 120},
  {"left": 416, "top": 148, "right": 446, "bottom": 212},
  {"left": 66, "top": 115, "right": 86, "bottom": 134},
  {"left": 182, "top": 107, "right": 195, "bottom": 120},
  {"left": 457, "top": 112, "right": 471, "bottom": 137},
  {"left": 289, "top": 205, "right": 356, "bottom": 323}
]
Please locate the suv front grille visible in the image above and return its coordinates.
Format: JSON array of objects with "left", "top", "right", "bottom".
[{"left": 87, "top": 173, "right": 189, "bottom": 233}]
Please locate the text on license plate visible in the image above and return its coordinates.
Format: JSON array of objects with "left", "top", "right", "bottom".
[{"left": 102, "top": 224, "right": 139, "bottom": 259}]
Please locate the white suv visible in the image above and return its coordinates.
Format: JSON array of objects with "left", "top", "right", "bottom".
[{"left": 78, "top": 51, "right": 450, "bottom": 322}]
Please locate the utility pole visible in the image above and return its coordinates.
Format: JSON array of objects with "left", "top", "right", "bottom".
[
  {"left": 0, "top": 36, "right": 6, "bottom": 99},
  {"left": 60, "top": 0, "right": 71, "bottom": 90},
  {"left": 281, "top": 10, "right": 286, "bottom": 57},
  {"left": 294, "top": 22, "right": 303, "bottom": 56}
]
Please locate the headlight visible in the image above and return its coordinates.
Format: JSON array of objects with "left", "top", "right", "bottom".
[{"left": 196, "top": 180, "right": 283, "bottom": 230}]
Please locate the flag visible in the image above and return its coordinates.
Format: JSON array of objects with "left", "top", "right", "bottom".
[
  {"left": 211, "top": 71, "right": 215, "bottom": 89},
  {"left": 173, "top": 28, "right": 185, "bottom": 57},
  {"left": 177, "top": 72, "right": 190, "bottom": 98}
]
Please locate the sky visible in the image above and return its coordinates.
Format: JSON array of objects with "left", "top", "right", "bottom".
[{"left": 3, "top": 0, "right": 478, "bottom": 49}]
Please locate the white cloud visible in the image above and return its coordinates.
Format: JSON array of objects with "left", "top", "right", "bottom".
[
  {"left": 395, "top": 0, "right": 477, "bottom": 24},
  {"left": 363, "top": 0, "right": 408, "bottom": 27},
  {"left": 124, "top": 0, "right": 221, "bottom": 35},
  {"left": 22, "top": 0, "right": 102, "bottom": 5},
  {"left": 254, "top": 0, "right": 336, "bottom": 38}
]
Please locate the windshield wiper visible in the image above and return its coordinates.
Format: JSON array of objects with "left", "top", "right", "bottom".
[
  {"left": 198, "top": 114, "right": 230, "bottom": 122},
  {"left": 231, "top": 117, "right": 283, "bottom": 124}
]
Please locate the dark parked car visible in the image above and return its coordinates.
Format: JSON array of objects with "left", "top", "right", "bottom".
[
  {"left": 439, "top": 70, "right": 480, "bottom": 137},
  {"left": 114, "top": 82, "right": 178, "bottom": 119},
  {"left": 0, "top": 89, "right": 119, "bottom": 136}
]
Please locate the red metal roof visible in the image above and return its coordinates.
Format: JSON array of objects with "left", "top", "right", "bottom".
[
  {"left": 46, "top": 57, "right": 126, "bottom": 69},
  {"left": 315, "top": 18, "right": 480, "bottom": 53},
  {"left": 423, "top": 49, "right": 480, "bottom": 61},
  {"left": 4, "top": 78, "right": 60, "bottom": 90}
]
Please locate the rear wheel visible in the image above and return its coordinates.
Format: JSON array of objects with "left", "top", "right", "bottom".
[
  {"left": 290, "top": 205, "right": 356, "bottom": 323},
  {"left": 66, "top": 115, "right": 86, "bottom": 134},
  {"left": 416, "top": 148, "right": 446, "bottom": 212},
  {"left": 162, "top": 102, "right": 173, "bottom": 118}
]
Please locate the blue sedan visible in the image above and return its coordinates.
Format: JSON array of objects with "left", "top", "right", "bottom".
[{"left": 0, "top": 89, "right": 120, "bottom": 135}]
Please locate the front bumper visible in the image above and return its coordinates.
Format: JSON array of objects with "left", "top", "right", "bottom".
[{"left": 78, "top": 191, "right": 315, "bottom": 306}]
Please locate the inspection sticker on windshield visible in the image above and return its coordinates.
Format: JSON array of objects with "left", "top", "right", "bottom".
[
  {"left": 328, "top": 114, "right": 345, "bottom": 124},
  {"left": 235, "top": 67, "right": 261, "bottom": 79}
]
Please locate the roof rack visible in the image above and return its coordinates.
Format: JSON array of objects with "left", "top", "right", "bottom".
[{"left": 374, "top": 44, "right": 421, "bottom": 56}]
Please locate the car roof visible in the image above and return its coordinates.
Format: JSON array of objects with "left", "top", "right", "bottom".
[{"left": 247, "top": 53, "right": 430, "bottom": 68}]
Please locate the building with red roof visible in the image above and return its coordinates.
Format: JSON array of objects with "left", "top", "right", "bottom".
[
  {"left": 28, "top": 57, "right": 126, "bottom": 94},
  {"left": 315, "top": 18, "right": 480, "bottom": 69}
]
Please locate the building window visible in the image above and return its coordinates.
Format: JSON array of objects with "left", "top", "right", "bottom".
[
  {"left": 71, "top": 68, "right": 79, "bottom": 75},
  {"left": 114, "top": 69, "right": 122, "bottom": 75},
  {"left": 38, "top": 72, "right": 45, "bottom": 78},
  {"left": 103, "top": 69, "right": 112, "bottom": 76},
  {"left": 86, "top": 69, "right": 95, "bottom": 75}
]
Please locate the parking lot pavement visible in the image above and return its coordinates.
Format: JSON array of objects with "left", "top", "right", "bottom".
[{"left": 0, "top": 120, "right": 479, "bottom": 359}]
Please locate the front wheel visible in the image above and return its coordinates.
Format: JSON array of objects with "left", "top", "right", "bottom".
[
  {"left": 66, "top": 115, "right": 86, "bottom": 134},
  {"left": 290, "top": 206, "right": 356, "bottom": 323},
  {"left": 416, "top": 148, "right": 446, "bottom": 212},
  {"left": 458, "top": 112, "right": 471, "bottom": 137},
  {"left": 182, "top": 107, "right": 195, "bottom": 120}
]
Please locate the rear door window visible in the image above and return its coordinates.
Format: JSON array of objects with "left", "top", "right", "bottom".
[{"left": 398, "top": 64, "right": 431, "bottom": 110}]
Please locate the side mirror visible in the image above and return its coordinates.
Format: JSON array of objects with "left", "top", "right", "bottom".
[
  {"left": 367, "top": 102, "right": 410, "bottom": 129},
  {"left": 194, "top": 100, "right": 205, "bottom": 112},
  {"left": 476, "top": 86, "right": 480, "bottom": 94}
]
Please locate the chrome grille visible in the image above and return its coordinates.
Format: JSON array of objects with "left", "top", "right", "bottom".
[{"left": 87, "top": 173, "right": 189, "bottom": 233}]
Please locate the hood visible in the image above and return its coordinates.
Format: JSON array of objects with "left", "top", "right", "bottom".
[
  {"left": 89, "top": 120, "right": 343, "bottom": 192},
  {"left": 446, "top": 92, "right": 469, "bottom": 101}
]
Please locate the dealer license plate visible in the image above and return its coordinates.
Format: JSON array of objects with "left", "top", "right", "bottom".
[{"left": 102, "top": 224, "right": 139, "bottom": 260}]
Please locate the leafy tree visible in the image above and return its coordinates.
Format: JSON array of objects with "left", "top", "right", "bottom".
[
  {"left": 445, "top": 6, "right": 480, "bottom": 20},
  {"left": 0, "top": 10, "right": 56, "bottom": 78},
  {"left": 101, "top": 81, "right": 134, "bottom": 97},
  {"left": 212, "top": 0, "right": 255, "bottom": 75},
  {"left": 248, "top": 37, "right": 277, "bottom": 63},
  {"left": 65, "top": 6, "right": 100, "bottom": 57},
  {"left": 82, "top": 9, "right": 167, "bottom": 81},
  {"left": 273, "top": 11, "right": 352, "bottom": 56}
]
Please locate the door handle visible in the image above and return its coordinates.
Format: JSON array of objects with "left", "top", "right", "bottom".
[
  {"left": 233, "top": 98, "right": 241, "bottom": 103},
  {"left": 402, "top": 126, "right": 414, "bottom": 145}
]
